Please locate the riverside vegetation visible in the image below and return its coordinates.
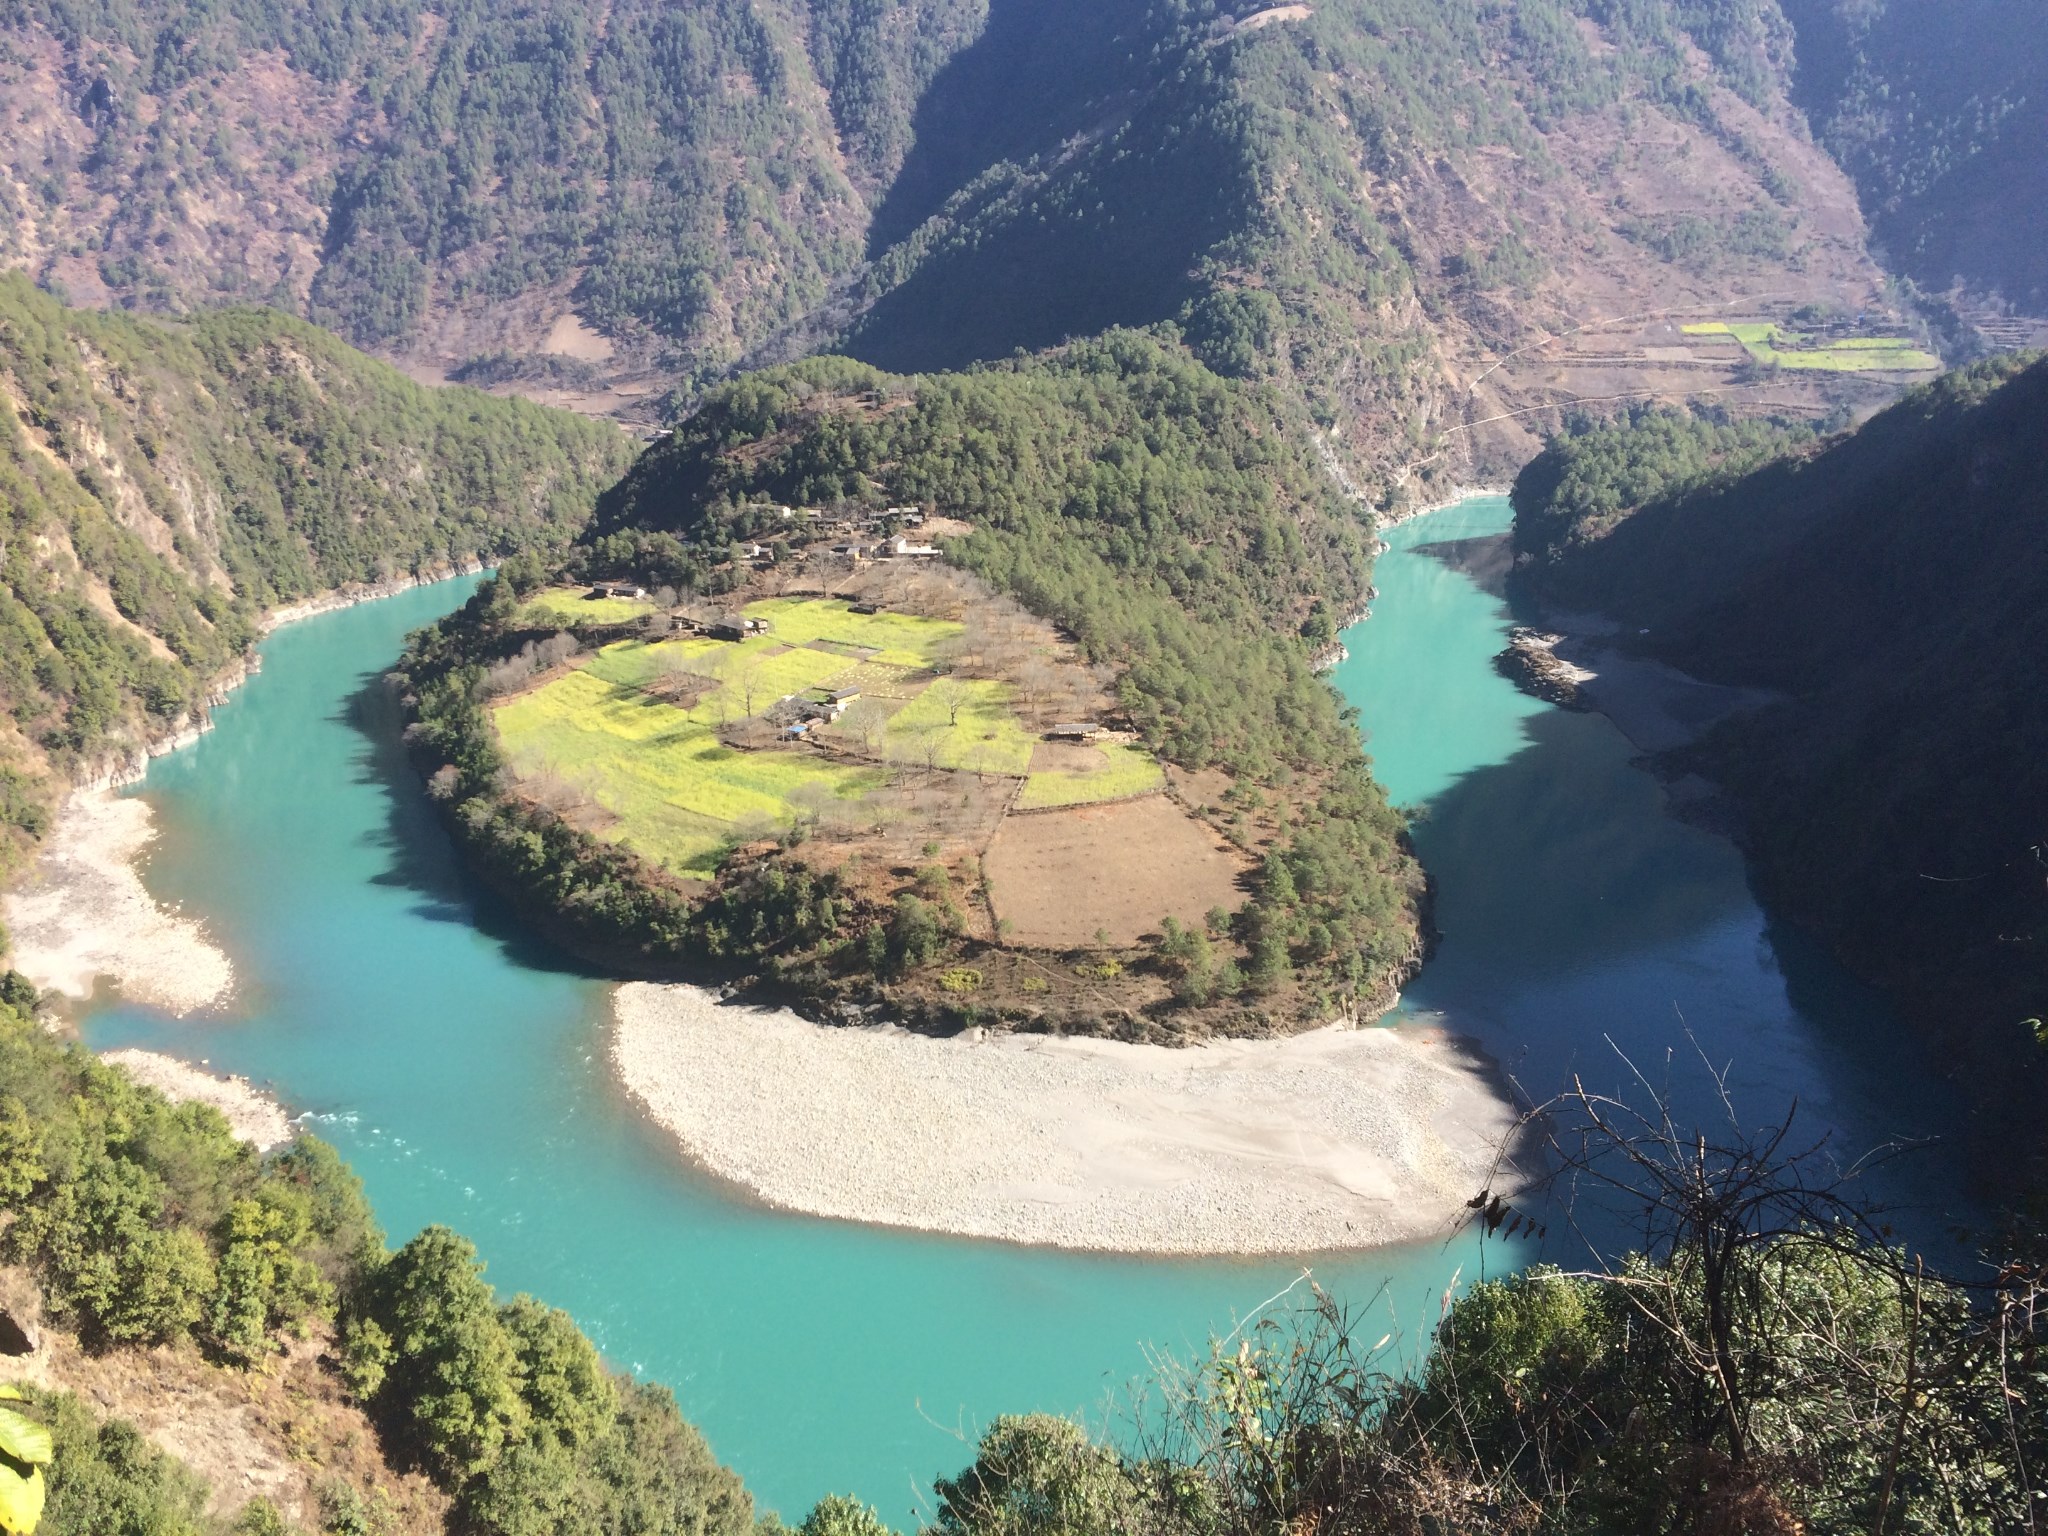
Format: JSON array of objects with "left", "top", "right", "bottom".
[
  {"left": 395, "top": 334, "right": 1428, "bottom": 1037},
  {"left": 1509, "top": 353, "right": 2048, "bottom": 1198},
  {"left": 4, "top": 982, "right": 2045, "bottom": 1533},
  {"left": 0, "top": 274, "right": 631, "bottom": 886}
]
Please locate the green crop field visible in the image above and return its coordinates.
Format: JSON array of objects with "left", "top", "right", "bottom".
[
  {"left": 1681, "top": 322, "right": 1938, "bottom": 372},
  {"left": 490, "top": 597, "right": 1166, "bottom": 872},
  {"left": 742, "top": 597, "right": 959, "bottom": 669},
  {"left": 493, "top": 669, "right": 881, "bottom": 876},
  {"left": 1017, "top": 741, "right": 1167, "bottom": 809},
  {"left": 584, "top": 636, "right": 850, "bottom": 719},
  {"left": 517, "top": 586, "right": 656, "bottom": 626},
  {"left": 881, "top": 677, "right": 1037, "bottom": 774}
]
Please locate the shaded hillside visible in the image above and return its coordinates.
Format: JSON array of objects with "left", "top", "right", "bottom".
[
  {"left": 835, "top": 0, "right": 1899, "bottom": 484},
  {"left": 1512, "top": 355, "right": 2048, "bottom": 1190},
  {"left": 1781, "top": 0, "right": 2048, "bottom": 312},
  {"left": 0, "top": 273, "right": 630, "bottom": 875}
]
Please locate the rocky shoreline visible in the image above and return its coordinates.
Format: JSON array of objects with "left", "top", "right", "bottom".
[
  {"left": 100, "top": 1049, "right": 294, "bottom": 1151},
  {"left": 1492, "top": 628, "right": 1594, "bottom": 710}
]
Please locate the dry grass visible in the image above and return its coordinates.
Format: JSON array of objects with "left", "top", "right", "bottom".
[{"left": 984, "top": 796, "right": 1249, "bottom": 947}]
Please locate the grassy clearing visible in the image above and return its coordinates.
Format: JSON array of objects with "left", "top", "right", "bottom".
[
  {"left": 742, "top": 597, "right": 959, "bottom": 668},
  {"left": 493, "top": 669, "right": 881, "bottom": 876},
  {"left": 882, "top": 677, "right": 1036, "bottom": 774},
  {"left": 1017, "top": 740, "right": 1167, "bottom": 809},
  {"left": 517, "top": 586, "right": 655, "bottom": 625},
  {"left": 1680, "top": 322, "right": 1938, "bottom": 371}
]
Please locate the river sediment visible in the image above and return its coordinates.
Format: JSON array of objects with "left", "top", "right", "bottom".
[
  {"left": 612, "top": 981, "right": 1525, "bottom": 1255},
  {"left": 101, "top": 1049, "right": 293, "bottom": 1150},
  {"left": 5, "top": 789, "right": 234, "bottom": 1016}
]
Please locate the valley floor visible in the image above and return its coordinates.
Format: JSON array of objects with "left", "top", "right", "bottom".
[{"left": 612, "top": 982, "right": 1524, "bottom": 1254}]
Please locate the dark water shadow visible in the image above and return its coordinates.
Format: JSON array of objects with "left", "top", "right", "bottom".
[
  {"left": 1411, "top": 533, "right": 1515, "bottom": 599},
  {"left": 329, "top": 669, "right": 612, "bottom": 984},
  {"left": 1406, "top": 706, "right": 1746, "bottom": 984}
]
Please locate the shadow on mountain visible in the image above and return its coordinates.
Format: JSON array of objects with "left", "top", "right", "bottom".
[
  {"left": 846, "top": 0, "right": 1251, "bottom": 371},
  {"left": 330, "top": 668, "right": 610, "bottom": 983}
]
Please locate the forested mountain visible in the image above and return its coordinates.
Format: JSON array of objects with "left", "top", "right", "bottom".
[
  {"left": 1511, "top": 354, "right": 2048, "bottom": 1191},
  {"left": 0, "top": 272, "right": 630, "bottom": 876},
  {"left": 1781, "top": 0, "right": 2048, "bottom": 311},
  {"left": 0, "top": 0, "right": 1939, "bottom": 490}
]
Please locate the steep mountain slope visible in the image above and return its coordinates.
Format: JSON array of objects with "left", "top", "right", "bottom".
[
  {"left": 0, "top": 272, "right": 631, "bottom": 876},
  {"left": 0, "top": 0, "right": 982, "bottom": 385},
  {"left": 1511, "top": 355, "right": 2048, "bottom": 1190},
  {"left": 1780, "top": 0, "right": 2048, "bottom": 313},
  {"left": 1, "top": 0, "right": 1914, "bottom": 488}
]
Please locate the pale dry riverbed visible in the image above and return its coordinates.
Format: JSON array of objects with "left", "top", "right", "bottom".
[
  {"left": 614, "top": 982, "right": 1525, "bottom": 1254},
  {"left": 6, "top": 789, "right": 235, "bottom": 1016}
]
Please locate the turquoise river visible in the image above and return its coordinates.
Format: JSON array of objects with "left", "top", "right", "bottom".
[{"left": 80, "top": 495, "right": 1963, "bottom": 1521}]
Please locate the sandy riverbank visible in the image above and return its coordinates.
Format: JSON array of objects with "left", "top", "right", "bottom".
[
  {"left": 101, "top": 1049, "right": 292, "bottom": 1151},
  {"left": 4, "top": 789, "right": 234, "bottom": 1016},
  {"left": 613, "top": 983, "right": 1526, "bottom": 1255}
]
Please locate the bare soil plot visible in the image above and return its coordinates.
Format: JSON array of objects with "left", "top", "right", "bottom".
[
  {"left": 985, "top": 796, "right": 1249, "bottom": 948},
  {"left": 1027, "top": 741, "right": 1102, "bottom": 774}
]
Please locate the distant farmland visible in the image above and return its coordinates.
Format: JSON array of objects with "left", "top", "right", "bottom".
[{"left": 1682, "top": 321, "right": 1940, "bottom": 372}]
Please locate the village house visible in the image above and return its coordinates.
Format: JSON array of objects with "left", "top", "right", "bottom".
[
  {"left": 590, "top": 580, "right": 647, "bottom": 599},
  {"left": 800, "top": 685, "right": 863, "bottom": 720},
  {"left": 1045, "top": 722, "right": 1107, "bottom": 743},
  {"left": 830, "top": 542, "right": 868, "bottom": 561},
  {"left": 707, "top": 614, "right": 773, "bottom": 642},
  {"left": 884, "top": 535, "right": 940, "bottom": 558}
]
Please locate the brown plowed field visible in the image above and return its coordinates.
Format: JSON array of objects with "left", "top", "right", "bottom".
[{"left": 984, "top": 795, "right": 1249, "bottom": 947}]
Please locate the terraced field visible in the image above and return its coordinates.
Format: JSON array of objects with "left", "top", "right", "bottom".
[
  {"left": 491, "top": 598, "right": 1169, "bottom": 877},
  {"left": 1682, "top": 322, "right": 1940, "bottom": 372},
  {"left": 494, "top": 668, "right": 882, "bottom": 877},
  {"left": 1017, "top": 741, "right": 1165, "bottom": 809}
]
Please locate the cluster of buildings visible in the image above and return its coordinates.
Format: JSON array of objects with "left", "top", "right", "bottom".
[
  {"left": 738, "top": 504, "right": 940, "bottom": 565},
  {"left": 767, "top": 684, "right": 864, "bottom": 738}
]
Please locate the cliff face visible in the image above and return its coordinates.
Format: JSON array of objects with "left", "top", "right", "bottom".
[
  {"left": 1514, "top": 354, "right": 2048, "bottom": 1192},
  {"left": 0, "top": 273, "right": 631, "bottom": 876}
]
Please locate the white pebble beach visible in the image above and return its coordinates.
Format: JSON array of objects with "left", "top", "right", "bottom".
[
  {"left": 613, "top": 981, "right": 1526, "bottom": 1254},
  {"left": 4, "top": 788, "right": 234, "bottom": 1016}
]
